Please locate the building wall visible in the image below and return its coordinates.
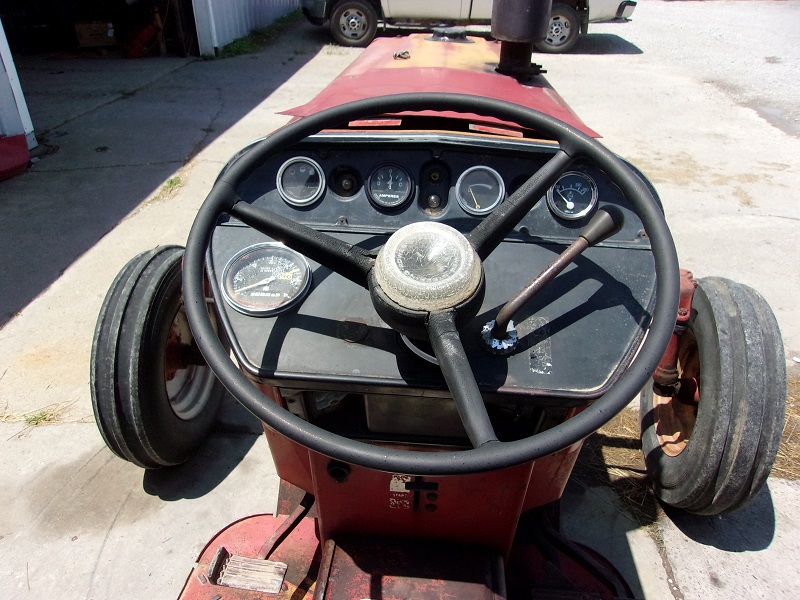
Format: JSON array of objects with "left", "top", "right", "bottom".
[
  {"left": 191, "top": 0, "right": 300, "bottom": 57},
  {"left": 0, "top": 18, "right": 35, "bottom": 148}
]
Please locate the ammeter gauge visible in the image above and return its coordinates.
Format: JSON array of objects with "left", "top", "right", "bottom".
[{"left": 367, "top": 164, "right": 414, "bottom": 209}]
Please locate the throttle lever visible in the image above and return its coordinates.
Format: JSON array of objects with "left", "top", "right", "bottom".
[{"left": 484, "top": 206, "right": 625, "bottom": 350}]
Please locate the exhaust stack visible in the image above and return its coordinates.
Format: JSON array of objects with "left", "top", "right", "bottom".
[{"left": 492, "top": 0, "right": 553, "bottom": 79}]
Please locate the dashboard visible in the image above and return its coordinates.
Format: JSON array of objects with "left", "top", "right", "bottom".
[{"left": 208, "top": 132, "right": 657, "bottom": 411}]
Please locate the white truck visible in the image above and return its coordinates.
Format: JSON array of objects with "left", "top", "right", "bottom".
[{"left": 301, "top": 0, "right": 636, "bottom": 52}]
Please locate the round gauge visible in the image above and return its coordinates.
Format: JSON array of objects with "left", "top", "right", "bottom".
[
  {"left": 221, "top": 244, "right": 312, "bottom": 316},
  {"left": 367, "top": 164, "right": 414, "bottom": 209},
  {"left": 455, "top": 166, "right": 505, "bottom": 216},
  {"left": 547, "top": 171, "right": 598, "bottom": 220},
  {"left": 277, "top": 157, "right": 325, "bottom": 207}
]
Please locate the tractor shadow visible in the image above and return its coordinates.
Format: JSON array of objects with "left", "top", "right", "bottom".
[
  {"left": 662, "top": 491, "right": 776, "bottom": 552},
  {"left": 564, "top": 407, "right": 778, "bottom": 594},
  {"left": 142, "top": 394, "right": 264, "bottom": 500},
  {"left": 572, "top": 408, "right": 779, "bottom": 549}
]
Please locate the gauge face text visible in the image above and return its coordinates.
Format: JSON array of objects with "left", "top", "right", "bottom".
[
  {"left": 367, "top": 164, "right": 413, "bottom": 209},
  {"left": 222, "top": 244, "right": 312, "bottom": 316},
  {"left": 277, "top": 157, "right": 325, "bottom": 207},
  {"left": 455, "top": 166, "right": 505, "bottom": 216},
  {"left": 546, "top": 171, "right": 598, "bottom": 220}
]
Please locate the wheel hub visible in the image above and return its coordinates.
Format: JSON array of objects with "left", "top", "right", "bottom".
[
  {"left": 653, "top": 332, "right": 700, "bottom": 457},
  {"left": 547, "top": 18, "right": 570, "bottom": 45},
  {"left": 341, "top": 10, "right": 365, "bottom": 35}
]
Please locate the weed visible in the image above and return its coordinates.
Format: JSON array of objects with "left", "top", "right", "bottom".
[
  {"left": 219, "top": 10, "right": 303, "bottom": 58},
  {"left": 25, "top": 411, "right": 50, "bottom": 426},
  {"left": 1, "top": 402, "right": 74, "bottom": 428},
  {"left": 163, "top": 176, "right": 182, "bottom": 193}
]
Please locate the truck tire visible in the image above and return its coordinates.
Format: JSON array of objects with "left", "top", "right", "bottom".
[
  {"left": 330, "top": 0, "right": 378, "bottom": 47},
  {"left": 91, "top": 246, "right": 226, "bottom": 468},
  {"left": 535, "top": 4, "right": 581, "bottom": 54},
  {"left": 640, "top": 277, "right": 786, "bottom": 515}
]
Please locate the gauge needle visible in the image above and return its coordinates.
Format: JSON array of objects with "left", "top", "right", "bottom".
[
  {"left": 557, "top": 189, "right": 575, "bottom": 210},
  {"left": 236, "top": 276, "right": 277, "bottom": 292},
  {"left": 469, "top": 187, "right": 481, "bottom": 209}
]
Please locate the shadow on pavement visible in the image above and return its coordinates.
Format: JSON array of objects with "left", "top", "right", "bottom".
[
  {"left": 568, "top": 33, "right": 642, "bottom": 56},
  {"left": 143, "top": 396, "right": 263, "bottom": 500},
  {"left": 372, "top": 26, "right": 642, "bottom": 56},
  {"left": 663, "top": 485, "right": 777, "bottom": 552},
  {"left": 566, "top": 420, "right": 779, "bottom": 597},
  {"left": 565, "top": 430, "right": 659, "bottom": 598},
  {"left": 0, "top": 22, "right": 328, "bottom": 327}
]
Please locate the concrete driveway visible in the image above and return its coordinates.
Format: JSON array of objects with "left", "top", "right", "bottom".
[{"left": 1, "top": 2, "right": 798, "bottom": 598}]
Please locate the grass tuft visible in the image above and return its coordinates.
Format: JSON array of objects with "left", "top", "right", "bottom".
[
  {"left": 1, "top": 402, "right": 74, "bottom": 427},
  {"left": 219, "top": 10, "right": 303, "bottom": 58}
]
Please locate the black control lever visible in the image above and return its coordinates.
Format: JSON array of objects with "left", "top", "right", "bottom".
[{"left": 486, "top": 206, "right": 625, "bottom": 348}]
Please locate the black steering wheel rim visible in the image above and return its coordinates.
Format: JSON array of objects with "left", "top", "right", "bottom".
[{"left": 183, "top": 92, "right": 680, "bottom": 475}]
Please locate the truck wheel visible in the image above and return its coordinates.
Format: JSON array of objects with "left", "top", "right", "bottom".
[
  {"left": 330, "top": 0, "right": 378, "bottom": 47},
  {"left": 535, "top": 4, "right": 580, "bottom": 54},
  {"left": 91, "top": 246, "right": 226, "bottom": 468},
  {"left": 640, "top": 277, "right": 786, "bottom": 515}
]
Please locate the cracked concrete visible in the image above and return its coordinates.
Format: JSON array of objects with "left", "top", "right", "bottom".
[{"left": 1, "top": 3, "right": 799, "bottom": 598}]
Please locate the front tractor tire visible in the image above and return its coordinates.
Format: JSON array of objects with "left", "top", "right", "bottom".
[
  {"left": 640, "top": 277, "right": 786, "bottom": 515},
  {"left": 90, "top": 246, "right": 226, "bottom": 468},
  {"left": 330, "top": 0, "right": 378, "bottom": 47},
  {"left": 535, "top": 3, "right": 581, "bottom": 54}
]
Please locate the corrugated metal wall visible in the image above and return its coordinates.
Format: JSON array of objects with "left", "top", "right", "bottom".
[{"left": 192, "top": 0, "right": 300, "bottom": 57}]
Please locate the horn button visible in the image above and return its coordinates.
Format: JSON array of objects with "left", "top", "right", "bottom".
[{"left": 374, "top": 222, "right": 482, "bottom": 312}]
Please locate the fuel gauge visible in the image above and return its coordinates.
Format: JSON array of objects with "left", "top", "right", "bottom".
[
  {"left": 547, "top": 171, "right": 598, "bottom": 220},
  {"left": 455, "top": 166, "right": 505, "bottom": 216}
]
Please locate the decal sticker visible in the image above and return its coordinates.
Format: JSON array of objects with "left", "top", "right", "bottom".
[
  {"left": 522, "top": 316, "right": 553, "bottom": 375},
  {"left": 389, "top": 474, "right": 412, "bottom": 510}
]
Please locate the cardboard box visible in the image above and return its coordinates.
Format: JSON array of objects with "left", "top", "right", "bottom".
[{"left": 74, "top": 22, "right": 117, "bottom": 48}]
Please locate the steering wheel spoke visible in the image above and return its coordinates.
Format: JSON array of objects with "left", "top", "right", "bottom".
[
  {"left": 468, "top": 149, "right": 573, "bottom": 259},
  {"left": 230, "top": 201, "right": 374, "bottom": 288},
  {"left": 427, "top": 310, "right": 498, "bottom": 448}
]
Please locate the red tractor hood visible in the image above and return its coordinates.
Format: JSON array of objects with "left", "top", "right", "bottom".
[{"left": 281, "top": 34, "right": 599, "bottom": 138}]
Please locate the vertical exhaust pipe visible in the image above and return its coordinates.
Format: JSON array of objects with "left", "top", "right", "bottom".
[{"left": 492, "top": 0, "right": 553, "bottom": 79}]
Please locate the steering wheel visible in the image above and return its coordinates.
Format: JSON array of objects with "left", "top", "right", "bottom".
[{"left": 183, "top": 93, "right": 680, "bottom": 475}]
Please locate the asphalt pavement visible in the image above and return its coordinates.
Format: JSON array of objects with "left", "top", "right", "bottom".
[{"left": 1, "top": 2, "right": 799, "bottom": 598}]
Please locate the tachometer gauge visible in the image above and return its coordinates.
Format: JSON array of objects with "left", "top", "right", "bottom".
[
  {"left": 367, "top": 164, "right": 414, "bottom": 209},
  {"left": 277, "top": 157, "right": 325, "bottom": 207},
  {"left": 221, "top": 244, "right": 312, "bottom": 316},
  {"left": 547, "top": 171, "right": 598, "bottom": 220},
  {"left": 455, "top": 166, "right": 505, "bottom": 216}
]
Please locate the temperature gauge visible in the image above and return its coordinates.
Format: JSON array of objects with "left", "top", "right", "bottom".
[
  {"left": 367, "top": 164, "right": 414, "bottom": 209},
  {"left": 546, "top": 171, "right": 598, "bottom": 220}
]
